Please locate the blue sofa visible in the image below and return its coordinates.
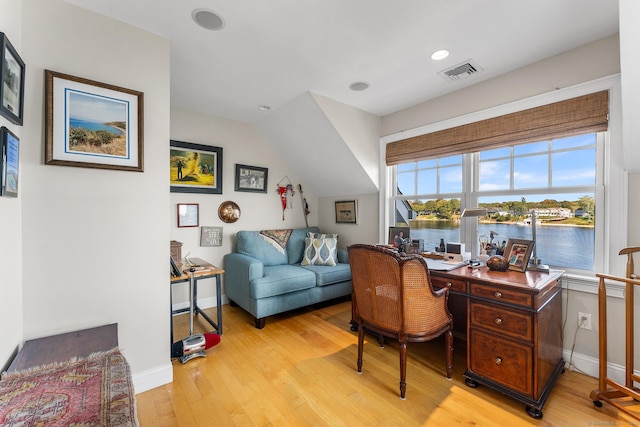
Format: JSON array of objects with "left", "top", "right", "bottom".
[{"left": 223, "top": 227, "right": 352, "bottom": 328}]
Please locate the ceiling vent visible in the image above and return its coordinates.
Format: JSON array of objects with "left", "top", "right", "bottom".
[{"left": 438, "top": 59, "right": 484, "bottom": 82}]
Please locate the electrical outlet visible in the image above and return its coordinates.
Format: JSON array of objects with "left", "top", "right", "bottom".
[{"left": 578, "top": 312, "right": 592, "bottom": 330}]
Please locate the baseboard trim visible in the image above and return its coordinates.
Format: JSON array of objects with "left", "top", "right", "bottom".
[
  {"left": 132, "top": 361, "right": 173, "bottom": 394},
  {"left": 563, "top": 349, "right": 634, "bottom": 386}
]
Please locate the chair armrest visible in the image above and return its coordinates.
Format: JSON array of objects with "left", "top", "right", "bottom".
[{"left": 224, "top": 253, "right": 264, "bottom": 282}]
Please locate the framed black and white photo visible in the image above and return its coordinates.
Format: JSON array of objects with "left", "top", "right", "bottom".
[
  {"left": 335, "top": 200, "right": 357, "bottom": 224},
  {"left": 45, "top": 70, "right": 144, "bottom": 172},
  {"left": 0, "top": 33, "right": 25, "bottom": 125},
  {"left": 1, "top": 126, "right": 19, "bottom": 197},
  {"left": 200, "top": 226, "right": 223, "bottom": 247},
  {"left": 235, "top": 164, "right": 268, "bottom": 193},
  {"left": 170, "top": 140, "right": 223, "bottom": 194},
  {"left": 177, "top": 203, "right": 199, "bottom": 228}
]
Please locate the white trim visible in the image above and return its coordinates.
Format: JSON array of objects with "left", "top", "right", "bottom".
[
  {"left": 564, "top": 349, "right": 636, "bottom": 388},
  {"left": 132, "top": 361, "right": 173, "bottom": 394}
]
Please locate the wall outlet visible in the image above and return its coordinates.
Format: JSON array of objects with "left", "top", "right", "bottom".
[{"left": 578, "top": 312, "right": 592, "bottom": 330}]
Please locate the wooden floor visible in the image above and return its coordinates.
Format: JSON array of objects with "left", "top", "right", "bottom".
[{"left": 136, "top": 300, "right": 633, "bottom": 426}]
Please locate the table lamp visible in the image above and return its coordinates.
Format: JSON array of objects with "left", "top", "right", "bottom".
[
  {"left": 528, "top": 210, "right": 550, "bottom": 272},
  {"left": 461, "top": 208, "right": 488, "bottom": 261}
]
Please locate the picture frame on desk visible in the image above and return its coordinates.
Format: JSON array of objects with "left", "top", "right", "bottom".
[
  {"left": 504, "top": 238, "right": 534, "bottom": 272},
  {"left": 0, "top": 32, "right": 25, "bottom": 126}
]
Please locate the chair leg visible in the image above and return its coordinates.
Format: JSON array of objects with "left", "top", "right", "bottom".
[
  {"left": 445, "top": 330, "right": 453, "bottom": 379},
  {"left": 399, "top": 341, "right": 407, "bottom": 399},
  {"left": 357, "top": 324, "right": 364, "bottom": 374}
]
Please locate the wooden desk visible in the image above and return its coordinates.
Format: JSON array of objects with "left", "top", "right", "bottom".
[
  {"left": 430, "top": 266, "right": 564, "bottom": 419},
  {"left": 170, "top": 259, "right": 224, "bottom": 347}
]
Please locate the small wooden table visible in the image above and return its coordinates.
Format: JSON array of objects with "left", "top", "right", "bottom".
[{"left": 170, "top": 258, "right": 224, "bottom": 346}]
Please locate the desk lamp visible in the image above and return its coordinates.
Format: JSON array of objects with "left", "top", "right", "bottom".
[
  {"left": 528, "top": 210, "right": 550, "bottom": 272},
  {"left": 461, "top": 208, "right": 488, "bottom": 261}
]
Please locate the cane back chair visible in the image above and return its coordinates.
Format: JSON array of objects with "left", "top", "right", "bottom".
[{"left": 348, "top": 244, "right": 453, "bottom": 399}]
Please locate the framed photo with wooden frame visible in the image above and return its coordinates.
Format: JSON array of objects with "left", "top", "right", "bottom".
[
  {"left": 504, "top": 238, "right": 535, "bottom": 272},
  {"left": 0, "top": 33, "right": 25, "bottom": 126},
  {"left": 335, "top": 200, "right": 357, "bottom": 224},
  {"left": 170, "top": 140, "right": 222, "bottom": 194},
  {"left": 177, "top": 203, "right": 199, "bottom": 228},
  {"left": 235, "top": 164, "right": 268, "bottom": 193},
  {"left": 45, "top": 70, "right": 144, "bottom": 172}
]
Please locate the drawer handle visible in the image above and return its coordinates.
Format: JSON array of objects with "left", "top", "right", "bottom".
[
  {"left": 494, "top": 291, "right": 502, "bottom": 298},
  {"left": 494, "top": 317, "right": 502, "bottom": 325},
  {"left": 446, "top": 282, "right": 453, "bottom": 288},
  {"left": 495, "top": 357, "right": 503, "bottom": 365}
]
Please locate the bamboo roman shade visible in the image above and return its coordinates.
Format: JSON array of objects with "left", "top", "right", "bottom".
[{"left": 385, "top": 91, "right": 609, "bottom": 166}]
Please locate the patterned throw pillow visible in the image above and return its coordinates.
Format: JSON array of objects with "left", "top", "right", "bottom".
[{"left": 301, "top": 233, "right": 338, "bottom": 266}]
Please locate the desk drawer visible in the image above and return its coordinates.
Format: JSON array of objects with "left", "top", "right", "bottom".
[
  {"left": 470, "top": 301, "right": 532, "bottom": 340},
  {"left": 469, "top": 329, "right": 533, "bottom": 396},
  {"left": 431, "top": 276, "right": 467, "bottom": 293},
  {"left": 470, "top": 282, "right": 532, "bottom": 308}
]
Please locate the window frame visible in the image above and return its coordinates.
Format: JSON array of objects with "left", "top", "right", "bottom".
[{"left": 381, "top": 76, "right": 625, "bottom": 280}]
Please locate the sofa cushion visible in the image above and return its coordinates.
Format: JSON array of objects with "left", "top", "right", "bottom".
[
  {"left": 286, "top": 227, "right": 320, "bottom": 264},
  {"left": 300, "top": 262, "right": 352, "bottom": 286},
  {"left": 251, "top": 265, "right": 316, "bottom": 298},
  {"left": 237, "top": 230, "right": 288, "bottom": 266},
  {"left": 301, "top": 233, "right": 338, "bottom": 266}
]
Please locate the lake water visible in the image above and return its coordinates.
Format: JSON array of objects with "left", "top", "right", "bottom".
[
  {"left": 408, "top": 221, "right": 594, "bottom": 270},
  {"left": 69, "top": 118, "right": 124, "bottom": 135}
]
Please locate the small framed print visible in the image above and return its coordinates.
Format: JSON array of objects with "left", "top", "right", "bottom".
[
  {"left": 177, "top": 203, "right": 199, "bottom": 228},
  {"left": 504, "top": 238, "right": 535, "bottom": 272},
  {"left": 200, "top": 226, "right": 223, "bottom": 247},
  {"left": 1, "top": 126, "right": 19, "bottom": 197},
  {"left": 235, "top": 164, "right": 268, "bottom": 193},
  {"left": 0, "top": 33, "right": 25, "bottom": 125},
  {"left": 335, "top": 200, "right": 357, "bottom": 224}
]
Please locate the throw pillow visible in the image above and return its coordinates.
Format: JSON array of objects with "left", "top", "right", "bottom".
[{"left": 301, "top": 233, "right": 338, "bottom": 266}]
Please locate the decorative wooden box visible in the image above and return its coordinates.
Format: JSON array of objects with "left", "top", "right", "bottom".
[{"left": 170, "top": 240, "right": 183, "bottom": 263}]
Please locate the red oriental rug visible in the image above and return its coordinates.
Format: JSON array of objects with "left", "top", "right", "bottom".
[{"left": 0, "top": 347, "right": 138, "bottom": 427}]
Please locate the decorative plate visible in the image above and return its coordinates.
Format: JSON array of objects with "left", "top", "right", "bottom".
[{"left": 218, "top": 201, "right": 241, "bottom": 223}]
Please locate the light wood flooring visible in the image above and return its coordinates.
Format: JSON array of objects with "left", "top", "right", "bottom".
[{"left": 136, "top": 300, "right": 635, "bottom": 426}]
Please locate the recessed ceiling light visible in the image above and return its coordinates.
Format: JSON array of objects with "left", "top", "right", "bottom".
[
  {"left": 349, "top": 81, "right": 369, "bottom": 91},
  {"left": 431, "top": 49, "right": 450, "bottom": 61},
  {"left": 192, "top": 8, "right": 225, "bottom": 31},
  {"left": 257, "top": 105, "right": 271, "bottom": 111}
]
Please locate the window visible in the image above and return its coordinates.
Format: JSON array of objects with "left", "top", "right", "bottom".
[{"left": 391, "top": 133, "right": 598, "bottom": 272}]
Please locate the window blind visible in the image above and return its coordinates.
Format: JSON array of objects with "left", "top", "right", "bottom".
[{"left": 385, "top": 90, "right": 609, "bottom": 166}]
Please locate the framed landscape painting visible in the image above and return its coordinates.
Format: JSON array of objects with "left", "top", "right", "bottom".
[
  {"left": 44, "top": 70, "right": 144, "bottom": 172},
  {"left": 170, "top": 140, "right": 223, "bottom": 194}
]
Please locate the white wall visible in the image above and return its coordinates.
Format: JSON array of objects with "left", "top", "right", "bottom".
[
  {"left": 19, "top": 0, "right": 171, "bottom": 392},
  {"left": 169, "top": 107, "right": 318, "bottom": 307},
  {"left": 0, "top": 0, "right": 24, "bottom": 370}
]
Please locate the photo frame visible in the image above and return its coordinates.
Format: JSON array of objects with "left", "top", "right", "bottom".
[
  {"left": 388, "top": 227, "right": 410, "bottom": 248},
  {"left": 335, "top": 200, "right": 357, "bottom": 224},
  {"left": 0, "top": 33, "right": 25, "bottom": 126},
  {"left": 44, "top": 70, "right": 144, "bottom": 172},
  {"left": 177, "top": 203, "right": 199, "bottom": 228},
  {"left": 235, "top": 164, "right": 268, "bottom": 193},
  {"left": 1, "top": 126, "right": 19, "bottom": 197},
  {"left": 504, "top": 238, "right": 535, "bottom": 272},
  {"left": 200, "top": 226, "right": 223, "bottom": 247},
  {"left": 170, "top": 140, "right": 222, "bottom": 194}
]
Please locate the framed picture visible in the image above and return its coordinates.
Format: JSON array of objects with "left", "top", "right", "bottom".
[
  {"left": 388, "top": 227, "right": 410, "bottom": 248},
  {"left": 200, "top": 226, "right": 223, "bottom": 247},
  {"left": 177, "top": 203, "right": 199, "bottom": 228},
  {"left": 235, "top": 164, "right": 268, "bottom": 193},
  {"left": 44, "top": 70, "right": 144, "bottom": 172},
  {"left": 0, "top": 33, "right": 25, "bottom": 126},
  {"left": 504, "top": 238, "right": 535, "bottom": 272},
  {"left": 170, "top": 140, "right": 222, "bottom": 194},
  {"left": 1, "top": 126, "right": 19, "bottom": 197},
  {"left": 335, "top": 200, "right": 357, "bottom": 224}
]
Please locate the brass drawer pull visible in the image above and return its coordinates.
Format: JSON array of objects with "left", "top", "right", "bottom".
[
  {"left": 494, "top": 291, "right": 502, "bottom": 298},
  {"left": 494, "top": 317, "right": 502, "bottom": 325},
  {"left": 495, "top": 357, "right": 503, "bottom": 365},
  {"left": 446, "top": 282, "right": 453, "bottom": 288}
]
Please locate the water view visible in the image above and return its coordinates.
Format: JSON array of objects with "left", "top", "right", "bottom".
[
  {"left": 69, "top": 118, "right": 125, "bottom": 135},
  {"left": 408, "top": 221, "right": 594, "bottom": 270}
]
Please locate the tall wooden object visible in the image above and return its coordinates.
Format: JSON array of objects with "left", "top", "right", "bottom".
[{"left": 590, "top": 247, "right": 640, "bottom": 420}]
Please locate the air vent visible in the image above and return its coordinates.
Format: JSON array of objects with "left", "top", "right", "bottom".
[{"left": 438, "top": 59, "right": 484, "bottom": 81}]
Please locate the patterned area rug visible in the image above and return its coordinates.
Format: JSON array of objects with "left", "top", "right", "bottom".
[
  {"left": 260, "top": 229, "right": 293, "bottom": 254},
  {"left": 0, "top": 347, "right": 138, "bottom": 427}
]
